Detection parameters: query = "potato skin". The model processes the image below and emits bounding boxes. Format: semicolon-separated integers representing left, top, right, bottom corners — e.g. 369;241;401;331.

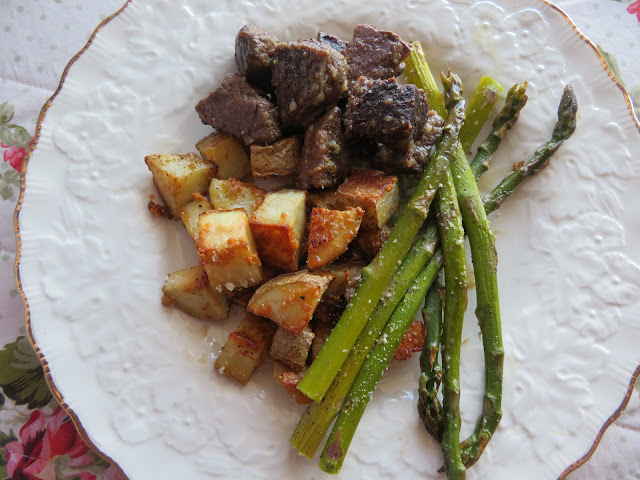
247;270;334;334
161;266;229;321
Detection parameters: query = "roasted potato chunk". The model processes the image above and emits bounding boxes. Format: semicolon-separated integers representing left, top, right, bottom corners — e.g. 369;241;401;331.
145;153;217;220
249;189;307;272
209;178;266;217
198;209;262;291
247;270;334;334
336;169;399;229
214;313;277;385
307;207;364;269
196;132;250;179
178;194;213;242
270;325;315;372
307;189;340;210
250;137;302;178
161;266;229;321
273;361;310;404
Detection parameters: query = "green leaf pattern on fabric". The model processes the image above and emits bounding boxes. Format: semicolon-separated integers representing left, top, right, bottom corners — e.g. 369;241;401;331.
0;336;53;409
0;102;31;149
0;168;20;201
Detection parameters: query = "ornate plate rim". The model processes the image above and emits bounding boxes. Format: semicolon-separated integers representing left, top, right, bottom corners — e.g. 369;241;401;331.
12;1;640;479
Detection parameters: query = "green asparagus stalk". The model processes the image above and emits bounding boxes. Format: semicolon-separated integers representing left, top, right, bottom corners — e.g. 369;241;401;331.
318;80;466;475
290;222;440;458
418;271;444;441
292;93;466;454
292;88;574;464
460;84;577;466
470;83;529;180
459;76;503;154
435;168;468;480
297;81;464;403
318;249;445;474
482;84;578;214
408;42;504;470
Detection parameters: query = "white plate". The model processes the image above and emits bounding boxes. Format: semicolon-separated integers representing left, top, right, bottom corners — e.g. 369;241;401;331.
16;0;640;479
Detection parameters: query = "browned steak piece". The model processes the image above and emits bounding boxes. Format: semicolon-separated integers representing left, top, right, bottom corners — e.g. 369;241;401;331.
195;73;282;146
235;24;278;89
271;40;349;130
373;141;431;174
317;30;348;53
344;77;429;152
343;24;412;82
373;110;445;174
296;106;349;190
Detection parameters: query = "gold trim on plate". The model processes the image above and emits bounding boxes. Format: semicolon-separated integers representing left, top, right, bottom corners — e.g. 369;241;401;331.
12;1;640;479
14;2;132;479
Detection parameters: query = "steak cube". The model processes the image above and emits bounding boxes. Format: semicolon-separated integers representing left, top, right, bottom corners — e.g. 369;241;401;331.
344;77;429;152
235;24;279;89
373;108;444;174
343;24;412;82
296;106;349;190
195;73;282;146
317;30;348;53
271;40;348;129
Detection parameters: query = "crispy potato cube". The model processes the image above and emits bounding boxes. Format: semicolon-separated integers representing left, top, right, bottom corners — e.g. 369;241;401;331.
247;270;335;334
178;194;213;242
249;189;307;272
196;132;250;179
145;153;217;220
198;209;262;291
250;137;302;178
270;325;314;372
273;361;310;404
214;313;277;385
307;207;364;269
307;189;340;210
161;266;229;321
336;169;399;229
209;178;266;217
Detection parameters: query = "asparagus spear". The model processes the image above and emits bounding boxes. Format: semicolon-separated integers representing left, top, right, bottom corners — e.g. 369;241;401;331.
470;83;529;180
435;168;468;480
292;71;505;458
482;84;578;214
459;76;503;154
418;271;444;441
290;223;440;458
318;250;445;474
291;94;466;454
408;42;505;469
297;80;464;402
317;81;466;475
292;86;574;464
459;85;578;466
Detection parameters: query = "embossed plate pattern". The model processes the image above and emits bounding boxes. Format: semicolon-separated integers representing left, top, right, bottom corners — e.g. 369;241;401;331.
16;0;640;479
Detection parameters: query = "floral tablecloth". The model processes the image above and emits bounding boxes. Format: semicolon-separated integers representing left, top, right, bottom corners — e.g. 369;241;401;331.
1;1;639;479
